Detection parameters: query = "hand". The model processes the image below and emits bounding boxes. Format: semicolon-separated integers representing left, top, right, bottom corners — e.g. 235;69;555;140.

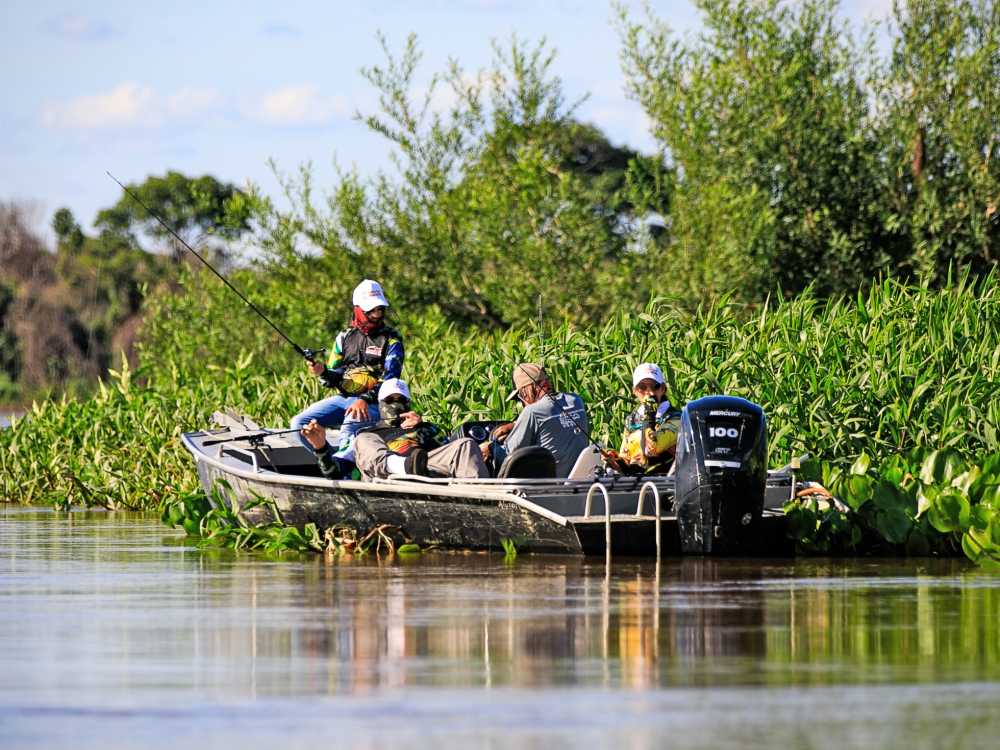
300;419;328;451
308;360;326;376
490;422;514;442
480;441;493;463
399;411;422;428
345;399;370;421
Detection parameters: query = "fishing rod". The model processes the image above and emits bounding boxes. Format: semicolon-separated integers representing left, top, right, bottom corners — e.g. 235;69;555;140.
106;172;324;363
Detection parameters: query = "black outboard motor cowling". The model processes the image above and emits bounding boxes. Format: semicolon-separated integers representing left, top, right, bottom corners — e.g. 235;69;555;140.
674;396;767;555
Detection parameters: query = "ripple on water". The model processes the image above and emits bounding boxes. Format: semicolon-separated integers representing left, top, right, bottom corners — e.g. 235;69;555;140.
1;505;998;749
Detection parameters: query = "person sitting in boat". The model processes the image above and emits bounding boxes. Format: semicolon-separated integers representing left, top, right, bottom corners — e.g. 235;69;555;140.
605;362;681;476
481;363;589;479
290;279;404;454
300;379;489;481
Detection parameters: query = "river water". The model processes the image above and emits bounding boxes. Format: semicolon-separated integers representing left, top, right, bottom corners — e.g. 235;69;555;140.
2;505;999;748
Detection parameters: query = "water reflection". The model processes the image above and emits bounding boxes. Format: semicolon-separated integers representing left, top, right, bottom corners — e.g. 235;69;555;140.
3;506;997;703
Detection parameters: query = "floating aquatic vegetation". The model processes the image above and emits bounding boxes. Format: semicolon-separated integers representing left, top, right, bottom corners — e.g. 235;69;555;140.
786;448;1000;567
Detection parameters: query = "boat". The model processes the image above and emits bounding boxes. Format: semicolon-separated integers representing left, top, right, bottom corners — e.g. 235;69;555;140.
182;396;823;557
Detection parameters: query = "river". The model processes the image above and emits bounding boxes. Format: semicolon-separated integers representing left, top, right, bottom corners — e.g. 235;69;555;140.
2;505;999;748
0;412;23;429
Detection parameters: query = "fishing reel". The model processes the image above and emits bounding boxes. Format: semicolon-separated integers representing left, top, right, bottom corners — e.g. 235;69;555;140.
301;347;326;363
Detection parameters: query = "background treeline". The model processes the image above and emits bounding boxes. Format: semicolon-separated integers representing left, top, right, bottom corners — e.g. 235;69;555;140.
2;0;997;401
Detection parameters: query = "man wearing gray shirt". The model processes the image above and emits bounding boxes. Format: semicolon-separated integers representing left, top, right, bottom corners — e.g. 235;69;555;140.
481;363;589;478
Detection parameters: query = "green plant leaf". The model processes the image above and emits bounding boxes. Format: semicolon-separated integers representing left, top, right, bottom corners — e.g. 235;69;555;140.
877;507;912;545
872;479;904;511
928;491;971;534
916;482;937;517
798;457;823;483
397;543;421;554
850;454;871;476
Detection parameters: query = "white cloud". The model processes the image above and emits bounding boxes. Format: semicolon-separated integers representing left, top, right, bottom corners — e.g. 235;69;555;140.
44;15;114;40
243;84;353;126
40;82;223;131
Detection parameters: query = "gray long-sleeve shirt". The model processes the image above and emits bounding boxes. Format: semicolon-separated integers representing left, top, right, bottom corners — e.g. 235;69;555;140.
493;393;589;478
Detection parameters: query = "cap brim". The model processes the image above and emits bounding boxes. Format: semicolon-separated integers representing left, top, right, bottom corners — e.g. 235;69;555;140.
505;388;520;402
357;297;389;312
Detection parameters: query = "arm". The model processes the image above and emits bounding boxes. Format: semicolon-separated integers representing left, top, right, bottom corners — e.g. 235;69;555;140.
317;332;347;389
360;333;404;405
492;409;537;466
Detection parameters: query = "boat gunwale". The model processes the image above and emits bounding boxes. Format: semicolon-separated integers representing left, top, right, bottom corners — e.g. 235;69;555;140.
183;432;573;527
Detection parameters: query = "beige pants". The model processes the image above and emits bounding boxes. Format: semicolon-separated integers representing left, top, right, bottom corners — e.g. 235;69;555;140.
353;432;490;481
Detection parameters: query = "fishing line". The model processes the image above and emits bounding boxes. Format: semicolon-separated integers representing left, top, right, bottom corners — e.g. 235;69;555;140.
106;173;321;362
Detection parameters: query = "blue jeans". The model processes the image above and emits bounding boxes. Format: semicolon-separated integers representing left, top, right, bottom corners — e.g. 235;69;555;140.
290;395;381;453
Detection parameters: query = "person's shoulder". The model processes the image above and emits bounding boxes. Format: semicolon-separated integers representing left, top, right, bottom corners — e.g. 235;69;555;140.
383;326;403;340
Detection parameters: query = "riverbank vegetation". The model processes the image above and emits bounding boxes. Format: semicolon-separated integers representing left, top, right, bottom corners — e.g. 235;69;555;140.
2;0;1000;564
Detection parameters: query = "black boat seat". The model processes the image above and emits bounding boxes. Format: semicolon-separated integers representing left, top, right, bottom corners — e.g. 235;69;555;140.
496;446;557;479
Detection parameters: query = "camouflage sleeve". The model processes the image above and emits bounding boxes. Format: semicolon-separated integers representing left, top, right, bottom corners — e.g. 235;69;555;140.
318;331;347;390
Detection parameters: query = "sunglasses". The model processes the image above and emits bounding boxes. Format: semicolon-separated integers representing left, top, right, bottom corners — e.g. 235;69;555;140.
634;381;664;393
382;395;409;405
367;306;387;315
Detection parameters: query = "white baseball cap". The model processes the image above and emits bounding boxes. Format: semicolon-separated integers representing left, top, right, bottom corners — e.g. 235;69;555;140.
378;378;411;401
632;362;665;387
352;279;390;312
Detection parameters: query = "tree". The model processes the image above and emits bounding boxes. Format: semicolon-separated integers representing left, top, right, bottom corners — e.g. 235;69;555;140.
95;172;250;257
248;34;661;330
617;0;904;301
887;0;1000;281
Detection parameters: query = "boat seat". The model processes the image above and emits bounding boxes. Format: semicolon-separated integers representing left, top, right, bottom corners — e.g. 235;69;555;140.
495;446;557;479
566;444;603;479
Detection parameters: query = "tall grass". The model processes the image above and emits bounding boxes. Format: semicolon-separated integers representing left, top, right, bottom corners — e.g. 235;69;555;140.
3;270;1000;561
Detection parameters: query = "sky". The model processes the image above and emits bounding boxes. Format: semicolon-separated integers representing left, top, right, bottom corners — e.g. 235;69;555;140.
0;0;890;239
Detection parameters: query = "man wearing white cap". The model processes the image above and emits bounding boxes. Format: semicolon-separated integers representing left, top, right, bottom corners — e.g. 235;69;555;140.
302;378;489;481
607;362;680;475
290;279;404;453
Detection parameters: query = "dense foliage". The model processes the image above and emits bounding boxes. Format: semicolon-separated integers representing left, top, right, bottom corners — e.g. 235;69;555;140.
617;0;999;299
6;267;1000;563
3;0;1000;565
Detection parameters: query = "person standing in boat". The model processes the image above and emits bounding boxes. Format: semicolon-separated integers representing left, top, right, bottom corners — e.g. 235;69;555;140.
606;362;681;475
300;379;489;480
481;363;589;479
290;279;404;453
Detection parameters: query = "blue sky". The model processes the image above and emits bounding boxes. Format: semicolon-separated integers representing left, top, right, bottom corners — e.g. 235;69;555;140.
0;0;887;238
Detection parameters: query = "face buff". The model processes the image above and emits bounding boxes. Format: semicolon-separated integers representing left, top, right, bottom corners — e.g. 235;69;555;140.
350;305;383;336
379;398;409;426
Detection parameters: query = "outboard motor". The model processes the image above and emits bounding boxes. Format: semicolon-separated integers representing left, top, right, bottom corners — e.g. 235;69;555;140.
674;396;767;555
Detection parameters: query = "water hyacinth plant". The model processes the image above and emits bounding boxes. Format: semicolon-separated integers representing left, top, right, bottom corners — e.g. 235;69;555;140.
5;270;1000;564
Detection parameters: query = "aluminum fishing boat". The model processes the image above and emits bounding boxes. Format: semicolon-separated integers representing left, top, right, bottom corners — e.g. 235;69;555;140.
182;397;821;557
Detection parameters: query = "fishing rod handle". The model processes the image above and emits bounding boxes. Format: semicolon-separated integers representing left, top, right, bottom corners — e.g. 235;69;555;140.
302;347;326;363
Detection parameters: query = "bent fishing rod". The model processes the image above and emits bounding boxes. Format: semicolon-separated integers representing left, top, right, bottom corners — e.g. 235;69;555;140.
107;172;324;363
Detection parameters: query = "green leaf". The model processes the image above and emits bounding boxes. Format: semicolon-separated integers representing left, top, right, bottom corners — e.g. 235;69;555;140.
921;448;968;485
970;505;992;533
928;491;971;534
846;475;872;510
798;457;823;483
980;484;1000;510
951;467;980;497
850;454;871;476
872;479;904;511
396;543;422;554
916;482;937;517
877;507;912;545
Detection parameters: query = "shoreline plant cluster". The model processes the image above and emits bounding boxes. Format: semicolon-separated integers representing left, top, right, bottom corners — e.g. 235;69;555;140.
4;269;1000;563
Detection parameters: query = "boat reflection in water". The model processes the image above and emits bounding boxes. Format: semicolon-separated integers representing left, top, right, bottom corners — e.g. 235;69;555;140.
4;507;1000;750
184;551;998;694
